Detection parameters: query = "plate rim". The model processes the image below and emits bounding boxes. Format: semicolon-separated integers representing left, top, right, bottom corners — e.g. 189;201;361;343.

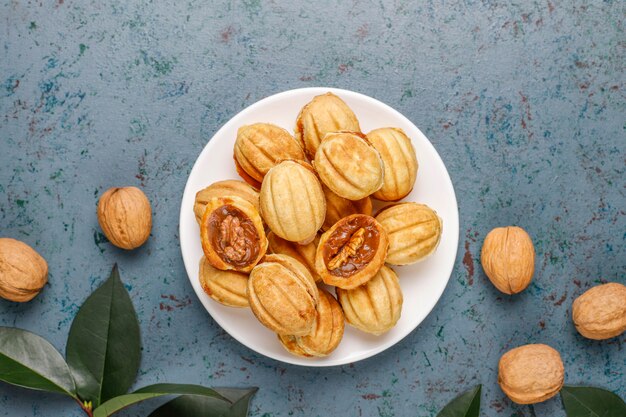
179;86;459;367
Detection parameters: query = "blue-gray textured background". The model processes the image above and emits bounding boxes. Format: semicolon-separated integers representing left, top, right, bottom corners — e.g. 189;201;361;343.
1;1;625;416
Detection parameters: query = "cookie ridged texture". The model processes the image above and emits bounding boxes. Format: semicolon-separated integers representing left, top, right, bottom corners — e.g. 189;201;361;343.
261;254;319;305
279;288;344;357
248;262;317;336
260;160;326;243
498;344;564;404
234;123;305;184
572;282;626;340
322;185;372;231
268;232;322;282
336;265;403;335
375;202;442;265
315;132;384;201
199;256;249;308
368;128;418;201
194;180;259;224
294;92;360;159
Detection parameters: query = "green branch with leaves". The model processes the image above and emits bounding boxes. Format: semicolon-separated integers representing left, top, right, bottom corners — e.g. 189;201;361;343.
0;265;257;417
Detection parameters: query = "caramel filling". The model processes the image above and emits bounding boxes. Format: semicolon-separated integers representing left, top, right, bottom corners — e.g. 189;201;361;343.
322;216;380;277
208;205;260;267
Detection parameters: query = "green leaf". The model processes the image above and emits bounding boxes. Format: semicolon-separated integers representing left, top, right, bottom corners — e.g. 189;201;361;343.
561;386;626;417
0;327;76;397
93;383;232;417
66;264;141;407
436;385;481;417
147;388;258;417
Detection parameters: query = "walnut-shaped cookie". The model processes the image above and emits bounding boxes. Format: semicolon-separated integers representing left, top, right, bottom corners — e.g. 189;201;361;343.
295;92;360;159
198;256;248;308
322;185;372;231
234;123;306;189
375;202;442;266
314;132;384;200
367;128;418;201
336;265;403;335
268;232;321;282
278;288;345;357
194;180;259;224
200;196;268;273
248;255;319;336
260;160;326;244
315;214;388;289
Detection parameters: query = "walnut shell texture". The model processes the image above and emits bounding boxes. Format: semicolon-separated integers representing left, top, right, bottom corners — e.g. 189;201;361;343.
278;288;345;357
0;238;48;302
260;160;326;243
97;186;152;250
234;123;305;187
194;180;259;224
200;196;268;273
198;256;249;308
375;203;442;265
314;132;384;200
572;282;626;340
321;184;372;231
294;92;360;159
336;265;403;335
367;127;418;201
268;232;321;282
248;257;318;336
481;226;535;294
498;344;564;404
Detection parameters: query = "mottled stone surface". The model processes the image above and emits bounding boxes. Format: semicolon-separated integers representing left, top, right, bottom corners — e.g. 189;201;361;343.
1;1;624;416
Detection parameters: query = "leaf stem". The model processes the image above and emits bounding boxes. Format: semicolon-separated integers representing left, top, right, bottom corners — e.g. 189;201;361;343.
75;398;94;417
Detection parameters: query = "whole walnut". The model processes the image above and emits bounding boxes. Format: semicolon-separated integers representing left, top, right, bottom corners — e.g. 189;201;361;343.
97;187;152;250
0;238;48;302
498;344;564;404
481;226;535;294
572;282;626;340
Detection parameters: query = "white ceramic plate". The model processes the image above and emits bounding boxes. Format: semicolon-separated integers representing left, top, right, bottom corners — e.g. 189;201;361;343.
179;87;459;366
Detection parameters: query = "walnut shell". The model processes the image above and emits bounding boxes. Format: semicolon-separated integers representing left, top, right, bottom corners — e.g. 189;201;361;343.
97;187;152;250
267;232;321;282
375;203;442;265
194;180;259;224
481;226;535;294
572;282;626;340
200;196;268;273
198;256;249;308
234;123;306;189
278;288;345;357
314;132;384;200
337;265;403;335
321;184;372;231
498;344;564;404
248;255;318;336
0;238;48;302
367;128;418;201
259;160;326;243
316;214;388;289
294;92;360;160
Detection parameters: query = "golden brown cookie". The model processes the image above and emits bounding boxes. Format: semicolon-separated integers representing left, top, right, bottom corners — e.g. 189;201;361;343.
194;180;259;224
278;288;344;357
200;196;268;273
248;255;318;336
294;92;360;159
337;265;403;335
315;214;388;289
314;132;384;200
367;128;418;201
321;185;372;231
375;202;442;265
267;232;321;282
261;254;319;305
198;256;249;308
234;123;305;189
259;160;326;244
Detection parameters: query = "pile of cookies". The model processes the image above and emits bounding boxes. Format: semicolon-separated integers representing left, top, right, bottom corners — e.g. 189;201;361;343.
194;92;443;358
